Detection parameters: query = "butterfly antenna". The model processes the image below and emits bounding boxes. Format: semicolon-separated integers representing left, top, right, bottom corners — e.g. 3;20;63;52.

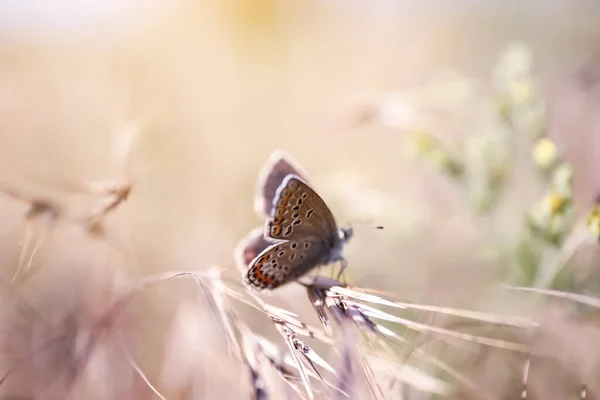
349;223;384;230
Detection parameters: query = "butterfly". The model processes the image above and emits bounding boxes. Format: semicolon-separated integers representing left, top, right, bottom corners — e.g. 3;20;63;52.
234;150;310;273
235;151;353;290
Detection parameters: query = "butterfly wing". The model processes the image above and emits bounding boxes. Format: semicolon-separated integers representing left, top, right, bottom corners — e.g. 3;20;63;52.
244;236;329;290
234;226;273;273
266;175;339;242
254;151;310;218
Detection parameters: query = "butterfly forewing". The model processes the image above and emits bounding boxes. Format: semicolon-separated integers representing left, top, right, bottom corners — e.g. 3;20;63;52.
266;175;338;242
254;151;309;218
244;236;329;290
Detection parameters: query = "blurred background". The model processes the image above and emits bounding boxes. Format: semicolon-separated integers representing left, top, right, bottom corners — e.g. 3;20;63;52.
0;1;600;399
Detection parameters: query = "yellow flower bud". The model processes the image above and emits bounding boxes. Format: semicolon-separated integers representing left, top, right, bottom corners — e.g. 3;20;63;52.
532;138;558;170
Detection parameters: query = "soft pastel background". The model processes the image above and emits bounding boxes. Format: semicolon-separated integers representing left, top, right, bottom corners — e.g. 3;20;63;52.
0;1;600;399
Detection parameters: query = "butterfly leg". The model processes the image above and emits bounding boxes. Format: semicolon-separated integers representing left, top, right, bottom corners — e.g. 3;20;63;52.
335;258;348;282
311;265;324;285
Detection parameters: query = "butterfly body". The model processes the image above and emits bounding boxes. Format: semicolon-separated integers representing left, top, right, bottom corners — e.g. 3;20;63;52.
241;169;352;290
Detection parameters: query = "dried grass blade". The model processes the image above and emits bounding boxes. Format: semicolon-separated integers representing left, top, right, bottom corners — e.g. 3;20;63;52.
205;269;245;359
117;332;167;400
328;286;406;309
346;301;528;352
507;286;600;308
240;327;308;399
240;332;269;400
336;286;536;328
293;340;328;386
307;287;332;337
295;339;336;374
361;354;386;400
341;307;472;396
334;321;359;400
275;325;315;400
13;211;56;283
265;304;332;344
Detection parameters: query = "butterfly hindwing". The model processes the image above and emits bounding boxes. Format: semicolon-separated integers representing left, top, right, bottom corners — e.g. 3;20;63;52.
244;236;329;290
234;226;273;273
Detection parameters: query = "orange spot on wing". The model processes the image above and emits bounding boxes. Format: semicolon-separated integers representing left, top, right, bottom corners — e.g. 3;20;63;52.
271;225;281;236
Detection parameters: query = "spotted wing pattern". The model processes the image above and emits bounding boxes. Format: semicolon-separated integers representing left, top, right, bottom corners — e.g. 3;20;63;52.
266;175;338;243
234;226;273;273
254;151;309;218
244;236;329;290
